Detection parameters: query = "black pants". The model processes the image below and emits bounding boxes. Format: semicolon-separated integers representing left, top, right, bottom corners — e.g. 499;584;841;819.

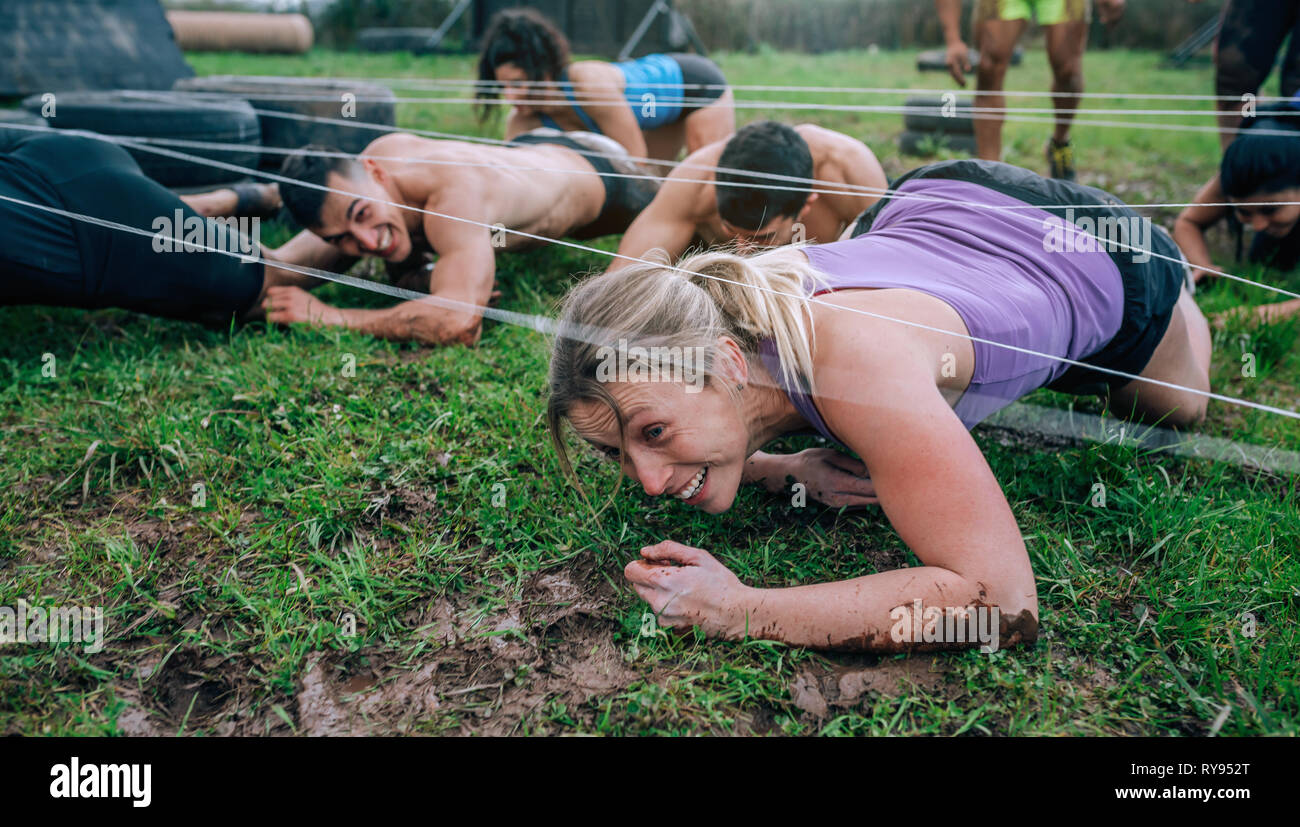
1216;0;1300;99
0;132;264;324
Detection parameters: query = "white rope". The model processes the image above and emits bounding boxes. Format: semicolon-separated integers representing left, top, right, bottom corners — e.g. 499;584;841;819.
4;126;1297;423
16;116;1297;301
317;74;1300;103
163;88;1300;121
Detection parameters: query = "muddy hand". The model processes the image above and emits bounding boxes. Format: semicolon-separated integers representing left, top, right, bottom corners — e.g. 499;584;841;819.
782;448;878;507
263;285;341;327
624;541;745;638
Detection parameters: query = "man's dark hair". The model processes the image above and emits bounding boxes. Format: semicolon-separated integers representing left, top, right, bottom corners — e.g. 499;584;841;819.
278;145;363;228
1221;108;1300;198
715;121;814;231
475;8;571;122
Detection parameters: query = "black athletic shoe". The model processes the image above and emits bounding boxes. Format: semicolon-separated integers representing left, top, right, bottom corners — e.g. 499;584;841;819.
1046;138;1077;181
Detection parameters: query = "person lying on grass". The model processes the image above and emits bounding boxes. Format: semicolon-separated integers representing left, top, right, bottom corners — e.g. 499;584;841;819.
476;7;735;170
1173;105;1300;326
0;130;303;327
607;120;888;272
259;130;658;346
547;159;1218;653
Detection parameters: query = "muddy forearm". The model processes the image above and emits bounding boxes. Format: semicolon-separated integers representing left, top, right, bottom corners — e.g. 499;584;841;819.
724;566;1037;653
741;451;788;492
337;302;481;346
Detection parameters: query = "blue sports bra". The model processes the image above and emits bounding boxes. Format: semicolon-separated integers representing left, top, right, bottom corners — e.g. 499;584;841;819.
538;54;685;134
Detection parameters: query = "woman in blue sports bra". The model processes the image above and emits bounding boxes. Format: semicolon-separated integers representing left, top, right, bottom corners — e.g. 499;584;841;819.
476;8;735;166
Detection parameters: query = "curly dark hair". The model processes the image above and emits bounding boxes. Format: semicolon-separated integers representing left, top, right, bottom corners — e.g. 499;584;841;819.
475;7;571;122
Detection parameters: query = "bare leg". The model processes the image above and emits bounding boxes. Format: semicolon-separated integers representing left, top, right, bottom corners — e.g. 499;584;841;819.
1044;21;1088;144
643;120;689;177
180;183;281;218
181;189;238;217
683;89;736;155
1109;287;1212;427
974;18;1028;162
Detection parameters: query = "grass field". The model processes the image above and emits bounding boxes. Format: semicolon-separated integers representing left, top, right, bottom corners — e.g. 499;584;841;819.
1;47;1297;736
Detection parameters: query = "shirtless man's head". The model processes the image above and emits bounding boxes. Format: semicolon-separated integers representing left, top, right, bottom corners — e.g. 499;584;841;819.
279;145;414;263
715;121;817;247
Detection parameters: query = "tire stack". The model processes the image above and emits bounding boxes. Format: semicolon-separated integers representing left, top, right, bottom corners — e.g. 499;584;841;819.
898;95;977;157
20;91;262;187
172;76;398;166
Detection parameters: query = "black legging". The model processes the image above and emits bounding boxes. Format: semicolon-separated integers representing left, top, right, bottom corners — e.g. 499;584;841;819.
1216;0;1300;100
0;131;264;323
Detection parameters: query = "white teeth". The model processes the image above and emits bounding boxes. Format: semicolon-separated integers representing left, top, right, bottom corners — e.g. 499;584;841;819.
676;466;707;500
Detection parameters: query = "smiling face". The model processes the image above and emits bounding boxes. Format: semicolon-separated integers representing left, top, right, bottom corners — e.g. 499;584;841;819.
1231;188;1300;238
566;379;753;514
312;169;412;262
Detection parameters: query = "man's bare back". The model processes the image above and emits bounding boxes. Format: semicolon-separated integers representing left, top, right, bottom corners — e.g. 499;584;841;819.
362;132;607;251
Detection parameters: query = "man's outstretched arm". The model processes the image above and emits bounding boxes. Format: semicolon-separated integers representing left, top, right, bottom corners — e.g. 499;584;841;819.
608;178;703;273
263;211;496;346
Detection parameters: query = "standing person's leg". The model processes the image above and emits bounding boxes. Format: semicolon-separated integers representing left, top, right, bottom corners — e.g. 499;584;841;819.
1279;1;1300;99
1215;0;1292;150
1043;17;1088;180
973;6;1029;162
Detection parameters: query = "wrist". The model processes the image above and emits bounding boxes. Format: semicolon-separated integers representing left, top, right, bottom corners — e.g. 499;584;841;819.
721;583;761;641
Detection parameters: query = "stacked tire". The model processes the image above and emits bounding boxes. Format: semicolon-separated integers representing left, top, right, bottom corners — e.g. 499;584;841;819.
172;76;397;165
20;91;261;187
898;95;977;157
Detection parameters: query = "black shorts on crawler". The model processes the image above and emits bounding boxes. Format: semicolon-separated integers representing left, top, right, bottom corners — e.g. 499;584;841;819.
670;53;728;113
510;129;659;239
0;131;264;324
848;160;1189;397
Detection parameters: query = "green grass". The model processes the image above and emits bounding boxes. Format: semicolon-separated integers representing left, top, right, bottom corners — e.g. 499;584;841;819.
0;47;1297;736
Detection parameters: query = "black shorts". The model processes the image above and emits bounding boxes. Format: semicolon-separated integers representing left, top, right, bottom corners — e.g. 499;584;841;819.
510;129;658;238
0;132;264;324
849;159;1188;397
1044;224;1187;396
669;53;728;113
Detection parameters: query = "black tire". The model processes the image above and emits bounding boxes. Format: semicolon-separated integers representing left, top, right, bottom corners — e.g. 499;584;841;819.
898;130;977;157
19;91;260;187
356;28;438;53
0;108;48;139
172;76;397;165
902;95;976;134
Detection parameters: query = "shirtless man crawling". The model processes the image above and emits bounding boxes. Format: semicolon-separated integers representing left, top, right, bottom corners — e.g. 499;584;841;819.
608;120;887;272
260;129;656;345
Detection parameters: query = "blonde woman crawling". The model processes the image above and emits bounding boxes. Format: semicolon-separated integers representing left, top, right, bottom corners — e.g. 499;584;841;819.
547;160;1214;653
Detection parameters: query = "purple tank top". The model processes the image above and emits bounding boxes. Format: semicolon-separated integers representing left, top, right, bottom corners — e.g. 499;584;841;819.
760;178;1124;440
